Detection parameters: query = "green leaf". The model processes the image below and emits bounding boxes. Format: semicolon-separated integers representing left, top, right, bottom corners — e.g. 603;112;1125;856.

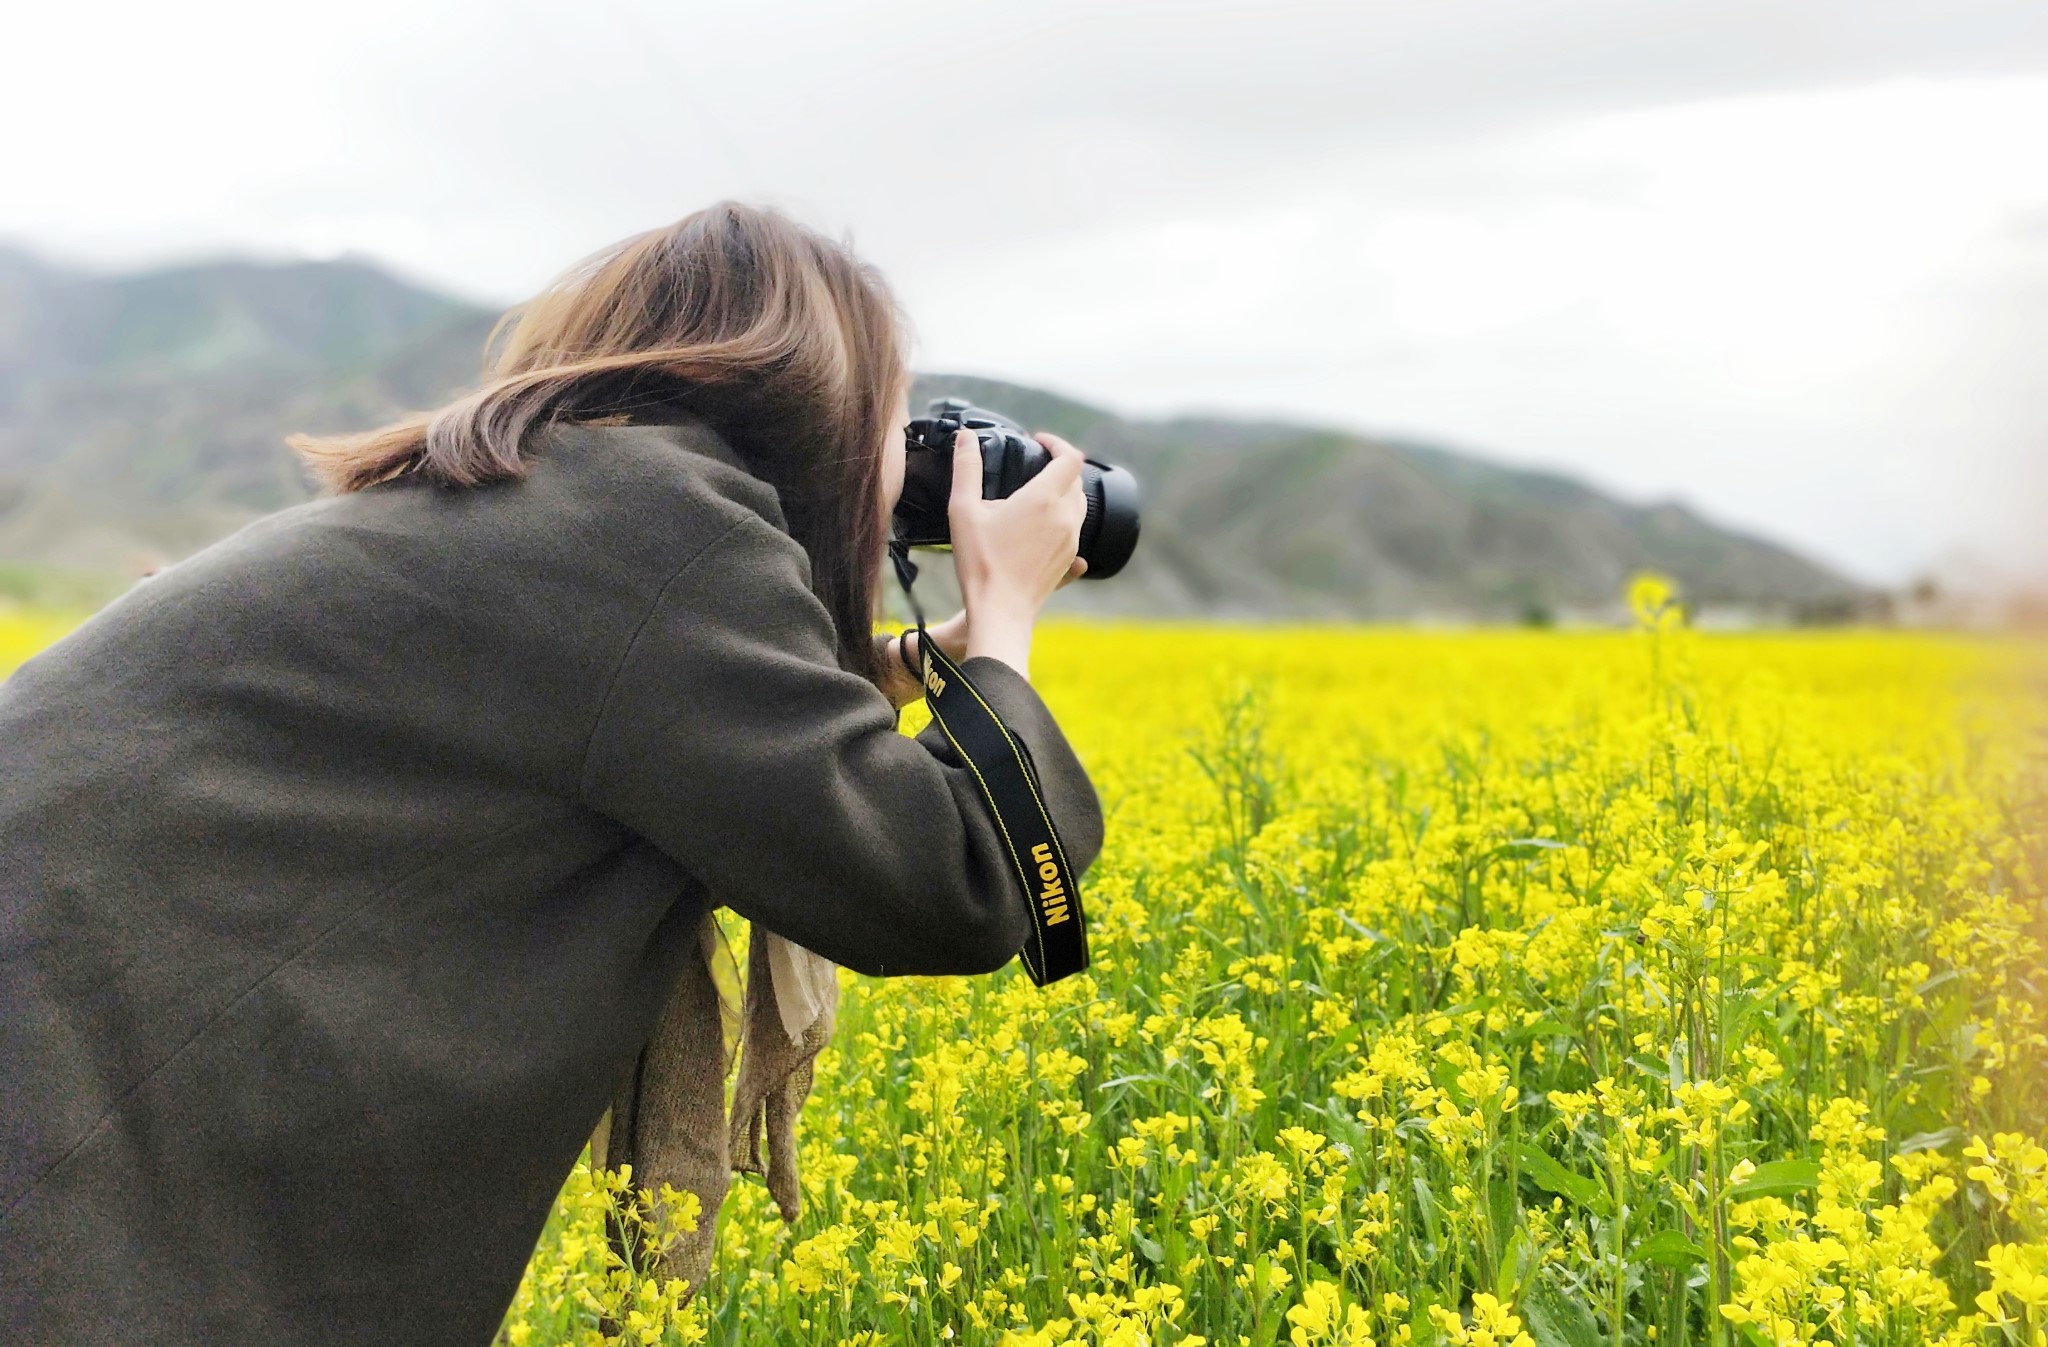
1413;1174;1443;1252
1488;1178;1518;1273
1897;1127;1963;1155
1523;1276;1603;1347
1513;1140;1613;1217
1337;912;1387;941
1497;838;1569;861
1432;1056;1471;1104
1133;1233;1165;1265
1636;1229;1707;1267
1495;1228;1535;1301
1628;1054;1672;1082
1913;968;1961;997
1726;1159;1820;1202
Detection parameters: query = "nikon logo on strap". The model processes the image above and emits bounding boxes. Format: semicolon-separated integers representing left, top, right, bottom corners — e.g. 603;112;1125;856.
912;627;1089;986
1032;842;1070;926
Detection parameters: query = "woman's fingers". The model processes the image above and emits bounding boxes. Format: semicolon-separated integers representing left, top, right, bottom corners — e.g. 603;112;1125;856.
952;427;1087;510
941;423;1093;621
950;428;983;509
1017;431;1086;499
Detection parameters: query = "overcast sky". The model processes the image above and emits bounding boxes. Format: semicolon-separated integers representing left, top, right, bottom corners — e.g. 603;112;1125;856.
4;0;2044;584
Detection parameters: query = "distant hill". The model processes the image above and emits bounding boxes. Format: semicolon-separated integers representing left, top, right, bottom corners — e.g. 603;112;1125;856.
0;247;1869;621
0;247;496;587
901;375;1869;624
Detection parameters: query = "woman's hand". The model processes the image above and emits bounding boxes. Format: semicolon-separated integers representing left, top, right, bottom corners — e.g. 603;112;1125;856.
899;559;1084;673
945;428;1090;680
901;609;968;680
874;615;962;711
875;546;1087;709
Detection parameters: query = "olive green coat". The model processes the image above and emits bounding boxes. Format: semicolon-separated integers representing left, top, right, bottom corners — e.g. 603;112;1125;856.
0;415;1105;1344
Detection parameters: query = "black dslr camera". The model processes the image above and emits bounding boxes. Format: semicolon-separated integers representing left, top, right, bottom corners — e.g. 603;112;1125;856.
892;397;1141;579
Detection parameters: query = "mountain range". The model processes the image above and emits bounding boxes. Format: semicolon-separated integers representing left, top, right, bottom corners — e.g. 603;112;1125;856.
0;246;1870;621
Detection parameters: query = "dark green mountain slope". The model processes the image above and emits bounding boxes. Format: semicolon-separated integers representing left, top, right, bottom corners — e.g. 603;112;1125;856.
0;249;1866;620
0;248;495;577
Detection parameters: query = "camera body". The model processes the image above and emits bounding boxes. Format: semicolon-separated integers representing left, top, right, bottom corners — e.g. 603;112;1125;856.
891;397;1141;579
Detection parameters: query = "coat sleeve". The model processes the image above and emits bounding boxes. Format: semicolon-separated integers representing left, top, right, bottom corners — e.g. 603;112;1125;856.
579;514;1106;979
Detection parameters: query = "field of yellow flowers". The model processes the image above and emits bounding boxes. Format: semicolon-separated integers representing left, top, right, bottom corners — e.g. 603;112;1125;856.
5;596;2043;1347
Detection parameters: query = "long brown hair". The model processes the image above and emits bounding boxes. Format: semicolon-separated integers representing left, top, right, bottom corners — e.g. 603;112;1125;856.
289;200;909;687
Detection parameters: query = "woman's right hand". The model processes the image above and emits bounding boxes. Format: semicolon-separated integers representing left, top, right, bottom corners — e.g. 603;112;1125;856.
947;427;1089;679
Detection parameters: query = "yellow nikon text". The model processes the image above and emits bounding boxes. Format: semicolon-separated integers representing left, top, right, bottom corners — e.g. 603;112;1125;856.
1030;841;1069;926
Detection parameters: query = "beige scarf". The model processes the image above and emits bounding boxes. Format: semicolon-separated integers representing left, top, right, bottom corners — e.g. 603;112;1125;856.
582;623;908;1302
587;915;838;1302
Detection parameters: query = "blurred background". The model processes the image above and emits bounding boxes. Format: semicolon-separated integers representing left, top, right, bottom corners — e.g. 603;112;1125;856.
1;0;2042;626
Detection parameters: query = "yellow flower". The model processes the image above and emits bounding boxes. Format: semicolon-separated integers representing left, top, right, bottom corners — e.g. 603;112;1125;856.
1287;1278;1376;1346
1627;571;1684;629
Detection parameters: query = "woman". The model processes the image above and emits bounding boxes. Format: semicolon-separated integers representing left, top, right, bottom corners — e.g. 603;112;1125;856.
0;201;1106;1344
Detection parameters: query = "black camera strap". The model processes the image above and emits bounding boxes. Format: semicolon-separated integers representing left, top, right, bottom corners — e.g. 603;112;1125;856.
888;538;1089;987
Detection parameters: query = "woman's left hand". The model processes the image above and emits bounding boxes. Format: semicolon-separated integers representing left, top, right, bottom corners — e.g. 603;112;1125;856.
875;610;964;710
875;556;1085;709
